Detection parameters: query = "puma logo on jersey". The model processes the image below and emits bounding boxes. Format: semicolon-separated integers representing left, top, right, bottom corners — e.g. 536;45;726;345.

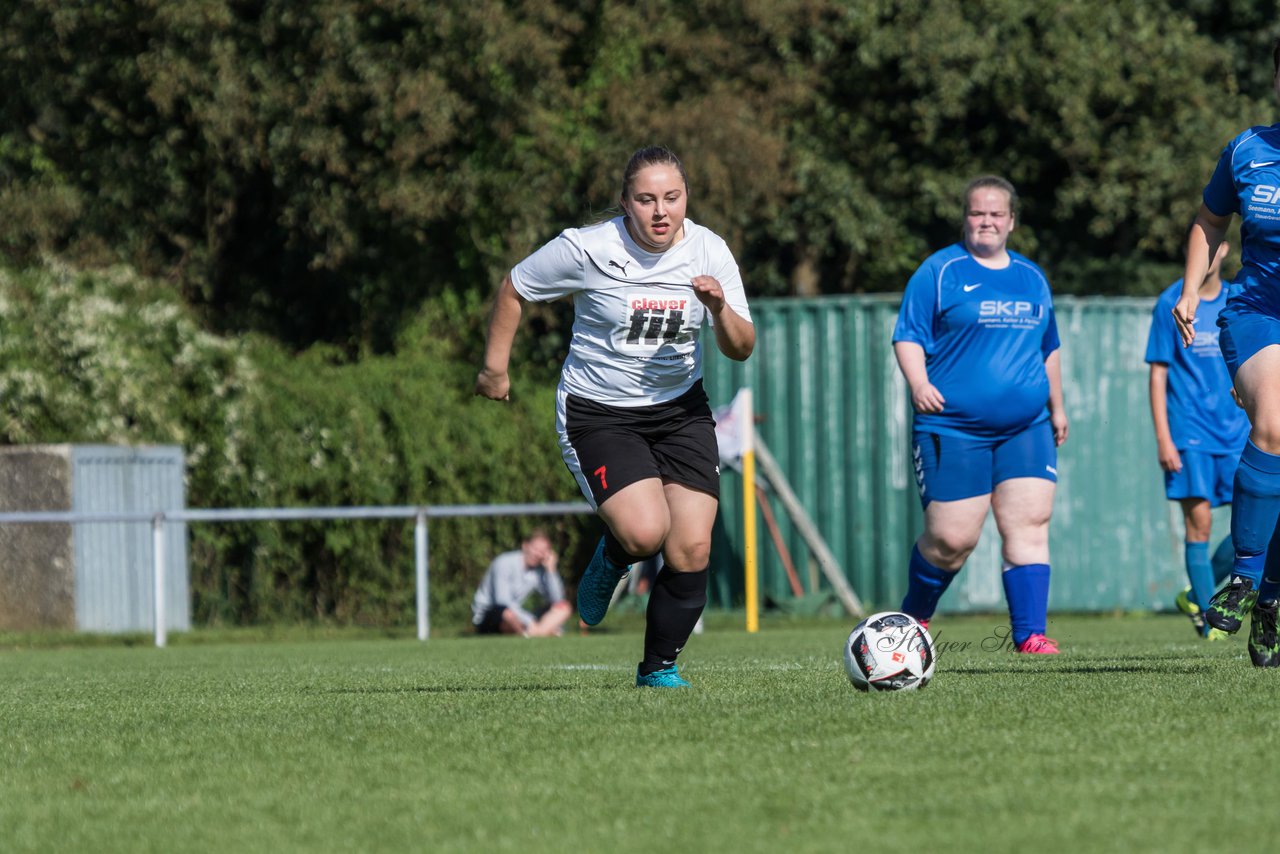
608;260;632;275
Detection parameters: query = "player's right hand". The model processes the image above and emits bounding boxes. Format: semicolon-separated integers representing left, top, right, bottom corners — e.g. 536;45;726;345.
910;382;945;414
475;368;510;400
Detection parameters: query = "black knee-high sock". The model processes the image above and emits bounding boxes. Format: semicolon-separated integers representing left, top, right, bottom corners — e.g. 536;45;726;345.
640;568;708;675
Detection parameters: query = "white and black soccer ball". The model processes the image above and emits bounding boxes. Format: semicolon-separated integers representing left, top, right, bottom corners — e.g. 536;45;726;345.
843;611;936;692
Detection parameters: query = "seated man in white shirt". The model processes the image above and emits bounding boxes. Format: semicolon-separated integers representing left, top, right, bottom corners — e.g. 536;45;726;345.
471;530;571;637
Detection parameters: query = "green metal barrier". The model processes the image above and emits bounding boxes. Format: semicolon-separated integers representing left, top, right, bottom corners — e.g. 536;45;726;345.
705;295;1211;615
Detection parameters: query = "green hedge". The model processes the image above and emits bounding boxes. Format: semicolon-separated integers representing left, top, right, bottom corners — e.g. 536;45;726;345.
0;260;595;629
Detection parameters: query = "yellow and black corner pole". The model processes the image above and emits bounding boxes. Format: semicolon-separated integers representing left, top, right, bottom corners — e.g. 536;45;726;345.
739;388;758;633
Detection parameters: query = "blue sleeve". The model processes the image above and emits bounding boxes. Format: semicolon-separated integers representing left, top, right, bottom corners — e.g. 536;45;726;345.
1041;306;1060;359
1144;296;1176;364
893;262;938;350
1203;142;1239;217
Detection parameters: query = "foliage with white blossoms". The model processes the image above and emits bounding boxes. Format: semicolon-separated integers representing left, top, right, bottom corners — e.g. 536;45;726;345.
0;258;256;495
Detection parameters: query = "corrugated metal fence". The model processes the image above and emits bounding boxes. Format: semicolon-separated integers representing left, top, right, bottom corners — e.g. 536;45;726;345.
704;295;1211;614
0;445;190;633
73;447;189;632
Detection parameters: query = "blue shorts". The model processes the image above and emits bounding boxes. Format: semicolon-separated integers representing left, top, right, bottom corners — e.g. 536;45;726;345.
1164;450;1238;507
1218;300;1280;379
912;420;1057;507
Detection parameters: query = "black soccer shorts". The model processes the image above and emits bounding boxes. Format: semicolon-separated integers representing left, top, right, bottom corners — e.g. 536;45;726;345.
557;380;721;509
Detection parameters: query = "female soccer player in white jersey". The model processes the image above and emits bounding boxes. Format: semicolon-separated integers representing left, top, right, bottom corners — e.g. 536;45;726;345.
1173;38;1280;667
892;176;1068;654
475;146;755;687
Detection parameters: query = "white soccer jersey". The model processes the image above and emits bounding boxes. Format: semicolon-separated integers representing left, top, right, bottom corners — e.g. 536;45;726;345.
510;216;752;406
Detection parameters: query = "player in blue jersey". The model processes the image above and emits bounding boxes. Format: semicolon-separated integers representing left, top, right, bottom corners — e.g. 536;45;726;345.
1146;234;1246;640
476;146;755;687
1173;38;1280;667
893;176;1068;654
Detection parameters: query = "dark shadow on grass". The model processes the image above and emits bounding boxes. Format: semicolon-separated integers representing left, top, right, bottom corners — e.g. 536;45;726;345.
318;684;583;695
1062;651;1233;662
946;662;1218;675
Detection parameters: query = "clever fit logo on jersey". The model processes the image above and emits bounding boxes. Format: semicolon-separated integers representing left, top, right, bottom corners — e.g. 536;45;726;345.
618;291;695;353
976;299;1043;330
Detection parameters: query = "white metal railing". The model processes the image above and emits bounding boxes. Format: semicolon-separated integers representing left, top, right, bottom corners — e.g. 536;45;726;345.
0;502;594;647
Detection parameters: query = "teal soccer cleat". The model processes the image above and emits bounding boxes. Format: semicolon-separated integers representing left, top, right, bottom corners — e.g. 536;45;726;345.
576;537;630;626
636;665;690;688
1205;576;1259;635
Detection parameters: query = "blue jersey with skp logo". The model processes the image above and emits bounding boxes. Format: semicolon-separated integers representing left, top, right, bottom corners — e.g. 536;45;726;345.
893;243;1060;438
1203;124;1280;312
1144;279;1248;454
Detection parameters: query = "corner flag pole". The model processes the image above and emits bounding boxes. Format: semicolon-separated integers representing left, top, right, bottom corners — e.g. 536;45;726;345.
740;388;759;633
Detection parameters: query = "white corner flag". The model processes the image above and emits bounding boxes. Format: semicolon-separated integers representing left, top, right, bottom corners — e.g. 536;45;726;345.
713;388;749;469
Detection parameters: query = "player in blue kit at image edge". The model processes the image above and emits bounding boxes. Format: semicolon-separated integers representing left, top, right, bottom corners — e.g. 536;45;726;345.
893;175;1068;654
1146;233;1247;640
1173;36;1280;667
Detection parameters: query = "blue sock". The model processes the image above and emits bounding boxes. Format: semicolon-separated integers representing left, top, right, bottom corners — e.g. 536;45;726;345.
1229;441;1280;585
1210;535;1234;587
1003;564;1050;647
900;545;957;621
1184;541;1214;613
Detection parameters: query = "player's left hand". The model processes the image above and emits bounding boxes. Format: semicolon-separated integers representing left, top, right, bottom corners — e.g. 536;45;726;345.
1051;411;1069;447
691;275;725;313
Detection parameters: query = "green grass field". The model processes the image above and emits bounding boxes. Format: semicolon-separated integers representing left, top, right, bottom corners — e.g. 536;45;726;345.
3;612;1276;853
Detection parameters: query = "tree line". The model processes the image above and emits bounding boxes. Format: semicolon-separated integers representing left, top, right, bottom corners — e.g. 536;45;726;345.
3;0;1275;360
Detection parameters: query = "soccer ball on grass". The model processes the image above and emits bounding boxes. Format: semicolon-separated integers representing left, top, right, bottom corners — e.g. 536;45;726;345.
843;611;935;692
